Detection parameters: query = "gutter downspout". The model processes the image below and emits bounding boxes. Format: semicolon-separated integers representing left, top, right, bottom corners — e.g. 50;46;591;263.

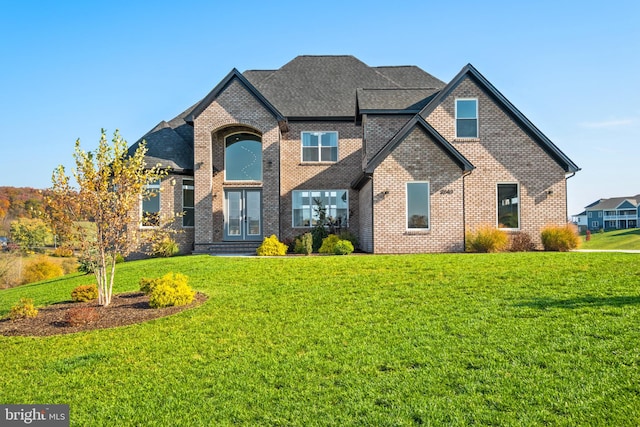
565;171;577;222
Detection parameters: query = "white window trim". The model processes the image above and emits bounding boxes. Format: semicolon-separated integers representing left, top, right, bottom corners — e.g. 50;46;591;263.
406;181;430;231
291;189;348;228
300;131;339;163
224;131;263;182
182;178;195;228
455;98;478;139
497;182;520;230
141;179;161;228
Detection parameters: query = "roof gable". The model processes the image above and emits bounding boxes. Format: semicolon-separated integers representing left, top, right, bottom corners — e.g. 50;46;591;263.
186;68;285;125
420;64;580;173
352;115;474;189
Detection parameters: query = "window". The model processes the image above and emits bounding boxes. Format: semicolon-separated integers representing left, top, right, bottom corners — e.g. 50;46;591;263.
142;180;161;227
497;183;519;229
225;133;262;181
591;221;599;228
302;132;338;162
182;179;194;227
406;182;430;229
456;99;478;138
292;190;348;227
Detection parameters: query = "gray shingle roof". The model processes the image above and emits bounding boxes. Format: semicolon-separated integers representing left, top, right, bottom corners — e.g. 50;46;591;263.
356;88;439;112
586;195;640;210
243;55;444;118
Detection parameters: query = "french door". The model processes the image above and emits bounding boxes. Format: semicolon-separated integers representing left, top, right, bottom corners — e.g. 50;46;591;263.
224;189;262;241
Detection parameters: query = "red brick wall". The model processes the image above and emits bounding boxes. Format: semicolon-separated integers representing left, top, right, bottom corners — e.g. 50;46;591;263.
371;126;466;253
424;77;568;248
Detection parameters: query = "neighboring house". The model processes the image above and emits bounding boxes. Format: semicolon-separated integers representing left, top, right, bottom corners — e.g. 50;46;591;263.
580;195;640;231
571;211;588;233
127;55;579;255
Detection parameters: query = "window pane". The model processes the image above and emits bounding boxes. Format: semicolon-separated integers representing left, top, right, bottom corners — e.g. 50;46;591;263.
142;189;160;227
225;134;262;181
498;184;519;228
293;189;348;227
303;146;318;162
183;180;194;227
457;100;477;119
407;182;429;229
457;119;478;138
320;146;337;162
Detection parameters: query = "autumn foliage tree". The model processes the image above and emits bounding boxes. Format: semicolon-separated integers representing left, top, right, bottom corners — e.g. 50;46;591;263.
46;129;166;306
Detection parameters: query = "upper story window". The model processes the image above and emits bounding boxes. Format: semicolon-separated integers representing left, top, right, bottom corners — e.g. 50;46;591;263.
142;179;161;227
456;99;478;138
497;183;519;229
182;179;194;227
225;133;262;181
301;132;338;162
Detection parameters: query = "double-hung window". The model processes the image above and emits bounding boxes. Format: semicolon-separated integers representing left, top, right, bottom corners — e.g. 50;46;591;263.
182;179;194;227
456;99;478;138
301;132;338;162
406;182;430;229
142;179;161;227
497;183;519;229
292;190;348;227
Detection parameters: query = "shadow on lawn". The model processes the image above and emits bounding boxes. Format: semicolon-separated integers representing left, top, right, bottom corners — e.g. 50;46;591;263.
516;295;640;310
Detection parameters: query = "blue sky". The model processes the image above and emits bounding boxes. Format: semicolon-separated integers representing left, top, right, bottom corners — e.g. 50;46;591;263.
0;0;638;216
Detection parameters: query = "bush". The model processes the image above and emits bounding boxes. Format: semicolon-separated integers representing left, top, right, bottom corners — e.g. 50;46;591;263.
541;224;581;252
337;230;359;250
51;246;74;257
65;306;99;326
294;233;313;255
9;297;38;320
71;284;98;302
311;226;328;252
22;257;64;284
151;236;179;258
509;232;536;252
466;226;509;253
148;272;195;308
256;235;287;256
139;277;157;295
334;240;354;255
319;234;341;254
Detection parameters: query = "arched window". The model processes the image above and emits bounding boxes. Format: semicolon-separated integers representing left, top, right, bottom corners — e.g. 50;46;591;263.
225;133;262;181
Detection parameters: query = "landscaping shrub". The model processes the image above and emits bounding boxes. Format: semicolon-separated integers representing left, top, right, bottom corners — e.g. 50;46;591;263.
319;234;341;254
148;272;194;308
65;306;99;326
311;226;328;252
9;297;38;320
22;257;64;284
151;236;179;258
337;230;359;250
541;224;581;252
51;246;74;257
139;277;157;295
60;258;78;275
509;232;536;252
71;284;98;302
256;235;287;256
294;233;313;255
334;240;354;255
466;226;509;253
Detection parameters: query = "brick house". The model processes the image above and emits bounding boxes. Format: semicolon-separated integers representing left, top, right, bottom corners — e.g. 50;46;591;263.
128;55;579;254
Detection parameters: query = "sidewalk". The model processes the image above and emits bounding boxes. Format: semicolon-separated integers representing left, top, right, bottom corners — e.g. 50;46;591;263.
572;249;640;253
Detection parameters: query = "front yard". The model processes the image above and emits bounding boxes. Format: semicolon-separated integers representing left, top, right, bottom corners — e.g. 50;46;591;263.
1;252;639;425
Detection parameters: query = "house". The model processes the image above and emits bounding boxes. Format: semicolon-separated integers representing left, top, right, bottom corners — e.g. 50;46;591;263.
579;195;640;231
128;55;579;255
571;211;588;233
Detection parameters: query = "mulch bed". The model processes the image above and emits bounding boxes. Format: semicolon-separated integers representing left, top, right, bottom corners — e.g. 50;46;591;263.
0;291;207;337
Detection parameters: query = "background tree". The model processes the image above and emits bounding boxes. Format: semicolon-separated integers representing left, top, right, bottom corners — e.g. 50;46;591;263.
46;129;165;306
9;217;51;252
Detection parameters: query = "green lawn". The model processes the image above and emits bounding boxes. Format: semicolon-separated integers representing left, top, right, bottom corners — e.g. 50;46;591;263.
580;228;640;250
1;253;639;426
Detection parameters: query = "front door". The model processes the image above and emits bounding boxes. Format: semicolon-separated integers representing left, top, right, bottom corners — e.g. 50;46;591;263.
224;189;262;241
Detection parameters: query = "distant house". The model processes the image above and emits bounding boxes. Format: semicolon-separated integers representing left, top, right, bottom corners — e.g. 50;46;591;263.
580;195;640;231
127;55;579;255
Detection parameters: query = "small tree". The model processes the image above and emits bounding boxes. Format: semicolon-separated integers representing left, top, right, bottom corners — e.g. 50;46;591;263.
46;129;166;306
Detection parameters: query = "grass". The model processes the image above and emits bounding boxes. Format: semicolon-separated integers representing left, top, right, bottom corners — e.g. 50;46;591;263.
1;253;640;426
580;228;640;250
